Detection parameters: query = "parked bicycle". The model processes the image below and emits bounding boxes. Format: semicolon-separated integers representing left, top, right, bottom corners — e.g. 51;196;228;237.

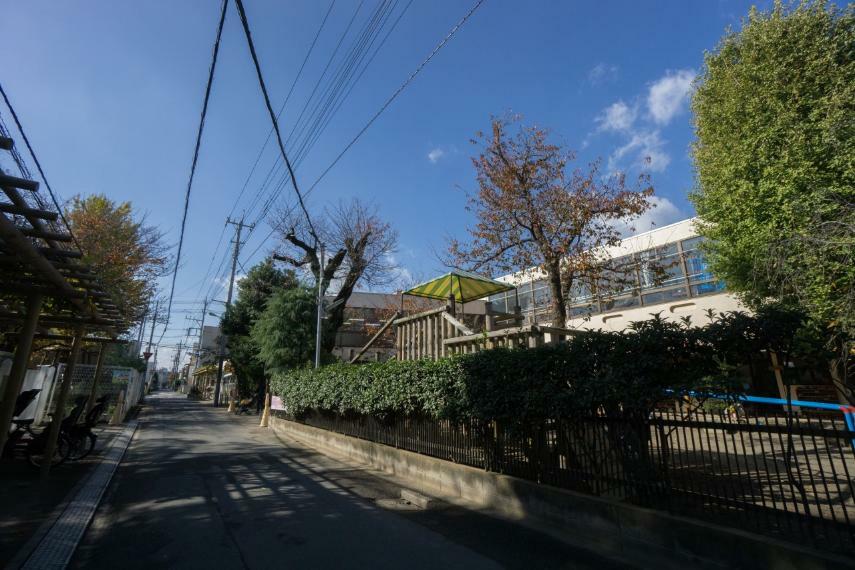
2;389;72;467
65;394;109;461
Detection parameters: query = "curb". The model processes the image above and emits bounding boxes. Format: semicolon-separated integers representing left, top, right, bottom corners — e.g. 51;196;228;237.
18;421;138;570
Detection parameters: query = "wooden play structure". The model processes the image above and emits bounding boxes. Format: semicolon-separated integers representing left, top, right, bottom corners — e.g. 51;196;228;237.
351;270;579;363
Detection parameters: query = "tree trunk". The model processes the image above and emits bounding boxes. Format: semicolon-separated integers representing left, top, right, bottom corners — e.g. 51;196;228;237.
545;260;566;327
322;267;362;353
829;337;853;405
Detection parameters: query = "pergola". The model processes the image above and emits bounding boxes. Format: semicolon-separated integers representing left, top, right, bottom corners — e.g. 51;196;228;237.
0;134;125;476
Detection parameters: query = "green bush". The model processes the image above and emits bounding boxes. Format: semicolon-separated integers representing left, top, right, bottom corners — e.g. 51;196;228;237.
271;358;469;420
270;307;823;421
270;315;749;420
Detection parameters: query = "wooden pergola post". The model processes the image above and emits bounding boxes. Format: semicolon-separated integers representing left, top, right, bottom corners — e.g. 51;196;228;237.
40;324;85;480
0;293;43;455
85;343;107;416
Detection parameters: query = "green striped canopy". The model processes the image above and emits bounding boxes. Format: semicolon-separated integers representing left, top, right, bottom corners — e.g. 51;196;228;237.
404;269;515;303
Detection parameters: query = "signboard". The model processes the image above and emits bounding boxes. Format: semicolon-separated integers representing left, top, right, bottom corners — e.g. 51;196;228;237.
270;395;285;411
111;369;132;386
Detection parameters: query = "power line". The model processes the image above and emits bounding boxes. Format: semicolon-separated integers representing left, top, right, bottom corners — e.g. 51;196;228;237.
0;81;83;253
234;0;318;242
240;0;404;241
240;0;486;266
286;0;391;155
224;0;337;227
159;0;229;345
293;0;414;168
307;0;487;195
228;0;391;250
238;0;381;235
193;0;346;304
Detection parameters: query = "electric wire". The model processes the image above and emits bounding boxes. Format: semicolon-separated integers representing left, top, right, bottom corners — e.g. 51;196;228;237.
234;0;368;230
234;0;318;242
0;82;83;253
240;0;486;266
307;0;486;195
158;0;229;345
242;0;399;233
224;0;336;226
189;1;335;318
233;0;366;234
293;0;414;167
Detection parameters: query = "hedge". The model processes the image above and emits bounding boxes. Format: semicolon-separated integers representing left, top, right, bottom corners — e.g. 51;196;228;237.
269;316;753;421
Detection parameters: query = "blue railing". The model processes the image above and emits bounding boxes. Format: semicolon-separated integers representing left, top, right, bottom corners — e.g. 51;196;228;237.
679;390;855;451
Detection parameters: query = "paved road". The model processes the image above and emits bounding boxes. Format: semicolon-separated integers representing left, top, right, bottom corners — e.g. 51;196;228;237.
72;392;628;569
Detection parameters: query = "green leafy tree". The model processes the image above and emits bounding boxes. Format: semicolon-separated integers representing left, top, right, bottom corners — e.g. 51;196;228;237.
691;1;854;397
251;287;317;374
220;260;297;397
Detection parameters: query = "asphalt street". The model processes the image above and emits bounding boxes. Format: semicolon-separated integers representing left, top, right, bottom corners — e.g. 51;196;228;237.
71;391;629;569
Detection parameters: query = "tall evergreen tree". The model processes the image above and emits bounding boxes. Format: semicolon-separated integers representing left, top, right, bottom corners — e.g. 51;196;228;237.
691;1;854;396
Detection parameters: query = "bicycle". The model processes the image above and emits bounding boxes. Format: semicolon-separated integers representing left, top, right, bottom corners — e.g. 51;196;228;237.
65;394;109;461
2;389;73;467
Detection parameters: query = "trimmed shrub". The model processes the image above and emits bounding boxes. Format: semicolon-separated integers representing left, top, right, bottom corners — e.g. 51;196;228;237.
270;315;746;420
270;357;469;420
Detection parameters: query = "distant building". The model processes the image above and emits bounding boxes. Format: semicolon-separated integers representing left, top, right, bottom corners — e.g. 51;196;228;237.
188;325;221;370
187;325;222;391
330;292;399;363
490;218;745;331
329;291;483;362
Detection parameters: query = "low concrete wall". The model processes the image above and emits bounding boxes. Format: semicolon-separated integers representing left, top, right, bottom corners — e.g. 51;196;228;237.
271;415;853;570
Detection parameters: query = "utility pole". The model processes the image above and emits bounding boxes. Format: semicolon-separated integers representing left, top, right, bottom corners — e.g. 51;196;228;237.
193;299;209;375
315;243;325;369
214;216;254;407
136;306;148;354
145;299;160;385
146;299;160;356
173;340;185;390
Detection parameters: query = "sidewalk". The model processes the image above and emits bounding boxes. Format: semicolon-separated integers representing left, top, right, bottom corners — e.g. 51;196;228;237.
0;424;125;567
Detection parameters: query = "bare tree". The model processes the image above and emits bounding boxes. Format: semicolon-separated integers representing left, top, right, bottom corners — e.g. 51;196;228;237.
272;198;399;351
449;116;656;326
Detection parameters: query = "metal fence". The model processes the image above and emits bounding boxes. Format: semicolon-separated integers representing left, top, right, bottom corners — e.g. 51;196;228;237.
275;408;855;553
44;364;142;422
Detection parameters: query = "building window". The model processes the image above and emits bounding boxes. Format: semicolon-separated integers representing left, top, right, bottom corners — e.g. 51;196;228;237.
569;304;596;318
642;286;689;305
600;293;641;312
691;281;726;296
532;280;552;311
495;234;728;323
488;292;508;313
639;244;684;290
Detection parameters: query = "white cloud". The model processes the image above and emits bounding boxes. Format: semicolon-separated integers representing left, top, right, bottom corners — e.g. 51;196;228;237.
591;68;696;176
427;148;445;164
596;100;636;132
608;130;670;173
588;62;619;85
613;196;685;236
647;69;696;125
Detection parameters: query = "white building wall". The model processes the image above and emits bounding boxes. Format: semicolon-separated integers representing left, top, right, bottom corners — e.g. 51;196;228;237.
494;218;747;332
567;291;744;331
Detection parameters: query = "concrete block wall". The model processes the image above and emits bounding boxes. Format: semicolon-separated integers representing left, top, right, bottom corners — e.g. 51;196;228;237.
271;416;853;570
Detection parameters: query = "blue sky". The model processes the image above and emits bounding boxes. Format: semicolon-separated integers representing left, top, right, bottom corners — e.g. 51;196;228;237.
0;0;770;361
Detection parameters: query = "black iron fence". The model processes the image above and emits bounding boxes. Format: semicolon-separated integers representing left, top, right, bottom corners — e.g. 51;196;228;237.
274;407;855;553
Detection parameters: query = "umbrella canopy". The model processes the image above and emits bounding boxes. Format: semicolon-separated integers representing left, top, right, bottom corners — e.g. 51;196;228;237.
404;269;515;304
